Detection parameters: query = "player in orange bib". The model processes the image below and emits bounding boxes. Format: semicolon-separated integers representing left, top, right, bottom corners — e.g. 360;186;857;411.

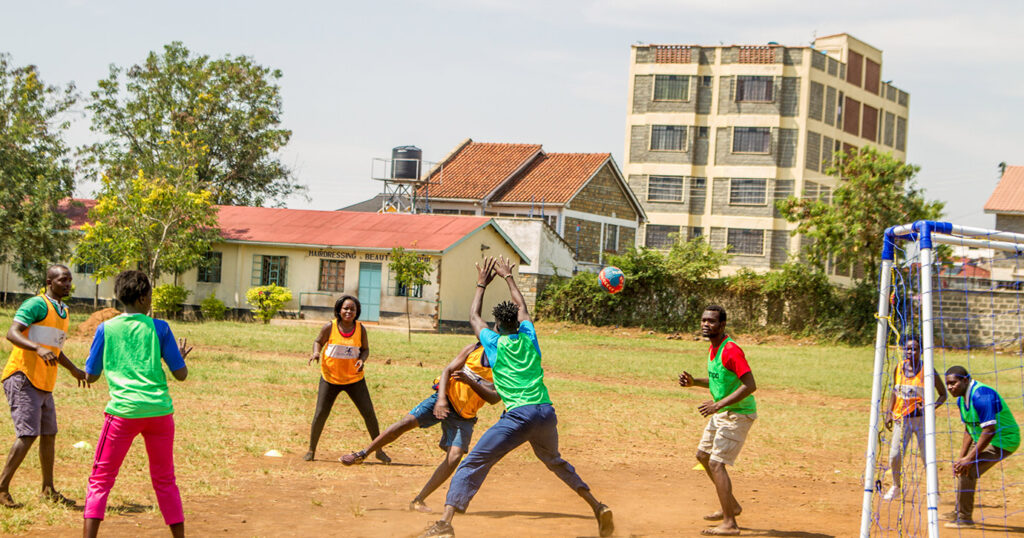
883;336;946;500
304;295;389;463
340;340;499;513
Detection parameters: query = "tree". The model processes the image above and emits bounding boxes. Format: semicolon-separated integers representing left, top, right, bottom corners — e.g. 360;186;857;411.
246;284;292;324
85;41;302;207
777;146;944;283
0;53;77;291
390;246;433;341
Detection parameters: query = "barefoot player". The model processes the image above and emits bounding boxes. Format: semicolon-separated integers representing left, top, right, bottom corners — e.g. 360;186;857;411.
679;305;757;536
341;340;499;513
419;256;613;538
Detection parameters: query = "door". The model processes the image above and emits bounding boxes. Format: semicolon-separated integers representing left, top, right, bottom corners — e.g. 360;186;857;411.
357;262;382;321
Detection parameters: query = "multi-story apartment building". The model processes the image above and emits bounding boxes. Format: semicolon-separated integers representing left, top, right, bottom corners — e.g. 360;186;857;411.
625;33;909;276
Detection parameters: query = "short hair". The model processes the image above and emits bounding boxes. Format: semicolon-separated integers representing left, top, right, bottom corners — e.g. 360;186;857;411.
334;295;361;320
47;264;70;280
901;335;920;346
114;270;151;306
492;301;520;328
704;304;727;323
945;365;970;379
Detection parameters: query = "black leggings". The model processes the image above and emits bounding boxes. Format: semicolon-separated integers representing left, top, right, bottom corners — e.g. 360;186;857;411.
308;377;382;453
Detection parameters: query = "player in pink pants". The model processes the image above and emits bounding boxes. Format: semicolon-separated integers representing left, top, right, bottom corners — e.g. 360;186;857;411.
83;271;191;537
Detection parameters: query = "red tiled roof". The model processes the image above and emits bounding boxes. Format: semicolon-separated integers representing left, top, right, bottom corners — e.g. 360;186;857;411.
491;153;609;204
60;199;97;229
421;142;541;199
985;166;1024;214
61;199;501;253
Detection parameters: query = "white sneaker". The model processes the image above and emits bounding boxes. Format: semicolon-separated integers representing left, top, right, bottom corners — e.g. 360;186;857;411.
882;485;897;500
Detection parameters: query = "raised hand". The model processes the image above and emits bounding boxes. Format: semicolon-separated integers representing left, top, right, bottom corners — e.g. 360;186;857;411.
476;257;498;286
178;338;194;360
494;256;516;278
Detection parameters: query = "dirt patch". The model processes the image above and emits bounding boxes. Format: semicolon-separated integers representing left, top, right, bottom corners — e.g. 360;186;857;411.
77;307;120;336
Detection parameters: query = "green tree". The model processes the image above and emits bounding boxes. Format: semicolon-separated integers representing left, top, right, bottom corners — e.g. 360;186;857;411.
390;246;433;341
246;284;292;324
85;41;302;206
777;146;944;283
0;53;77;291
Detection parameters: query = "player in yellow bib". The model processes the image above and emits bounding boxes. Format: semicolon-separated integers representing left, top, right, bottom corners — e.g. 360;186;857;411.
304;295;388;463
882;336;946;501
1;265;88;509
341;341;500;513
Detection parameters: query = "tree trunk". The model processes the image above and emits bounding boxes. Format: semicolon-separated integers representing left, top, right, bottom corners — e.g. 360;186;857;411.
406;296;411;343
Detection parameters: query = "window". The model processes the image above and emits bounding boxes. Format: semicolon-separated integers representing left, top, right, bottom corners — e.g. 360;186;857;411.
689;227;704;240
735;76;773;102
75;263;95;275
197;251;222;283
252;255;287;286
648;176;684;202
697;126;709;139
645;225;680;249
700;75;713;87
650;125;687;151
318;259;345;292
653;75;688;101
727;229;765;256
604;224;619;252
729;179;768;205
732;127;771;153
388;272;424;298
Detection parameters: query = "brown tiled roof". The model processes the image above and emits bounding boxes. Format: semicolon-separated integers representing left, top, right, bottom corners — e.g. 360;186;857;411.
984;166;1024;214
421;142;541;200
491;153;610;204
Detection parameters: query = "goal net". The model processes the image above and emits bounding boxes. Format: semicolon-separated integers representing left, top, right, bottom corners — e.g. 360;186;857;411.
861;221;1024;537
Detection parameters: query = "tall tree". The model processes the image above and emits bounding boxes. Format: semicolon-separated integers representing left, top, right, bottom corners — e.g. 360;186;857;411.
390;246;433;341
0;53;77;291
777;146;944;283
85;41;302;207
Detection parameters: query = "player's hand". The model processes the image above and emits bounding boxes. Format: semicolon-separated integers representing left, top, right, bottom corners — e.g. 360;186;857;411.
355;359;365;372
308;354;320;365
71;367;90;388
433;398;450;420
884;413;893;431
476;257;497;286
36;346;58;365
698;399;720;417
678;371;694;388
953;456;972;476
494;256;516;278
178;338;193;360
450;370;472;384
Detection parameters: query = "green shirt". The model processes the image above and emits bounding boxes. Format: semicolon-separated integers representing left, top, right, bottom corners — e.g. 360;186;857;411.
481;321;551;410
98;314;175;418
708;337;757;414
958;380;1020;452
13;296;67;326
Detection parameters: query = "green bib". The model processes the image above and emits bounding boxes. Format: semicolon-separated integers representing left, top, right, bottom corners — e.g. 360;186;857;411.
102;314;174;418
491;332;551;411
958;381;1020;452
708;337;756;415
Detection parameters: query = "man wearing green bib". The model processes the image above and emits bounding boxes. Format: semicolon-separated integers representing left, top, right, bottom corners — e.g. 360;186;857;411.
944;365;1020;529
679;305;757;536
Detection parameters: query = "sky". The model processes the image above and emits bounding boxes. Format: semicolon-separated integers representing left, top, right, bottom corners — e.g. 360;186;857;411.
4;0;1023;228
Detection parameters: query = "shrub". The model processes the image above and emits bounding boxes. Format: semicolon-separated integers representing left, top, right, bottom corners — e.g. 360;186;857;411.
152;284;190;318
245;284;292;324
199;293;227;321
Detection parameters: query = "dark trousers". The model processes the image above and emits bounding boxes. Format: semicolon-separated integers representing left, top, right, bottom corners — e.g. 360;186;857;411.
956;443;1014;521
308;377;381;452
445;403;588;512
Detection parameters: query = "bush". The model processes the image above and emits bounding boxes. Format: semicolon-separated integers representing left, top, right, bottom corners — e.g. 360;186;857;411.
152;284;190;318
199;293;227;321
245;284;293;324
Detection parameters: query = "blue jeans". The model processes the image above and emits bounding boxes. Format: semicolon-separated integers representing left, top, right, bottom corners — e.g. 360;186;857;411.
445;403;588;512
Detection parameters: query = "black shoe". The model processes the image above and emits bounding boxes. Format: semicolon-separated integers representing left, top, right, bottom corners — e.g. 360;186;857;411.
375;450;392;464
420;520;455;538
340;450;367;466
597;504;614;537
302;451;315;461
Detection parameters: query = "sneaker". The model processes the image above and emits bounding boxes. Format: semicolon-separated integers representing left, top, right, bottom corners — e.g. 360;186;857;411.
375;450;392;465
939;510;958;522
340;450;367;466
944;519;976;529
882;485;897;501
596;504;614;538
420;520;455;538
40;489;75;507
0;491;22;509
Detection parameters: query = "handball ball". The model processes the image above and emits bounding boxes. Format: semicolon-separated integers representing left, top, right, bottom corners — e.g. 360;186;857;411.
598;266;625;294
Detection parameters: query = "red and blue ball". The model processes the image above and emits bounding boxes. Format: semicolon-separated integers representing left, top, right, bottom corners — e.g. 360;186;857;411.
598;266;625;294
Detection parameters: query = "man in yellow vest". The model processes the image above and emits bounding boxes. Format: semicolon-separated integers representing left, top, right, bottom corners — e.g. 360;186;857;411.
1;265;89;508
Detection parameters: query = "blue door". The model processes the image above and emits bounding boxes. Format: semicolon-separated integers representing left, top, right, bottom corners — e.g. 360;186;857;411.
358;262;382;321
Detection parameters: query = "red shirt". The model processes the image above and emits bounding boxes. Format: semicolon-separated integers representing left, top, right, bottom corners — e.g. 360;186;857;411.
709;339;751;378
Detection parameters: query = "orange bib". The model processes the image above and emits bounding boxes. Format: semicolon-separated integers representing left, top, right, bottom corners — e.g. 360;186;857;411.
433;346;494;419
321;320;364;385
3;296;69;392
892;358;925;419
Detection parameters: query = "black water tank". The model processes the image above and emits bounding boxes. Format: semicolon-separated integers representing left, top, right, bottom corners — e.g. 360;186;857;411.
392;146;422;180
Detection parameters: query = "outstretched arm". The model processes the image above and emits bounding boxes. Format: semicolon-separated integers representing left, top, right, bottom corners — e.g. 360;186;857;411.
469;258;497;338
434;342;479;419
493;256;529;323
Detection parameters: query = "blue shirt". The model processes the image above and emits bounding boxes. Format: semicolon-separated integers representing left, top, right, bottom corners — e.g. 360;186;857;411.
86;318;186;376
480;320;540;367
965;381;1003;428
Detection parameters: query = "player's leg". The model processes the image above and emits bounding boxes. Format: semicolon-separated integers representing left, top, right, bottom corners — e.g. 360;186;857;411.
950;445;1012;527
0;436;34;507
37;391;70;505
341;378;390;463
697;416;740;521
306;378;343;460
342;414;418;465
411;416;473;512
140;414;184;532
526;404;613;537
884;418;909;499
702;412;755;535
83;415;143;538
1;372;41;507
